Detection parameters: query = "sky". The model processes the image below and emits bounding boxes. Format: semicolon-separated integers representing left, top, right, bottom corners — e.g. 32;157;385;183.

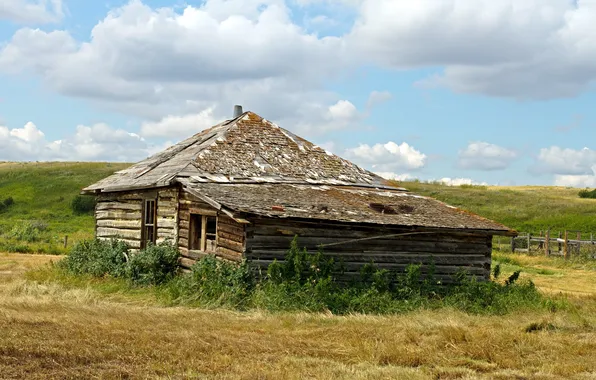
1;0;596;187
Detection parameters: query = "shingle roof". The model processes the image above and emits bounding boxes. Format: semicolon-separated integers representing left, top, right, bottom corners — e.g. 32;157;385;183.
83;110;515;234
83;111;396;193
178;181;515;234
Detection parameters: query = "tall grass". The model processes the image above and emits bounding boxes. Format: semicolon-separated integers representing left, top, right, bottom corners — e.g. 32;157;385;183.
54;238;562;316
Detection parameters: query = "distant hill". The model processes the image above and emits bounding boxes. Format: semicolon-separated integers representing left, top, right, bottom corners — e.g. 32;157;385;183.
0;162;130;253
1;161;595;253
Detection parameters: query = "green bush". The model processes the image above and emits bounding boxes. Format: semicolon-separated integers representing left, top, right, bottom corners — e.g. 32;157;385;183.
70;195;97;215
578;189;596;199
8;221;47;242
59;239;129;278
126;242;180;286
58;237;557;316
60;239;181;285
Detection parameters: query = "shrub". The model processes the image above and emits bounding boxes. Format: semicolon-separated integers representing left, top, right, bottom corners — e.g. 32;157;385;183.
578;189;596;199
59;239;129;278
126;241;180;286
165;255;253;308
9;221;46;242
70;195;97;215
3;197;14;207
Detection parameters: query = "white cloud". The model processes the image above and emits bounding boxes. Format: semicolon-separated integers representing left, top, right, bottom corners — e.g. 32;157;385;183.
140;108;219;139
437;177;488;186
366;90;392;109
535;146;596;175
375;172;415;181
458;142;517;170
0;121;156;162
0;0;352;134
346;141;427;172
349;0;596;99
0;0;64;24
554;171;596;188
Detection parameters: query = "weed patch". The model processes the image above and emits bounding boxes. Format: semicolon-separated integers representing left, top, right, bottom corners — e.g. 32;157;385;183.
51;237;562;316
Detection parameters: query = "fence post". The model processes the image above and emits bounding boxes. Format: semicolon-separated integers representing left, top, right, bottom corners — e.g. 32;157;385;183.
527;233;531;254
511;236;515;253
564;230;569;259
545;229;550;256
64;235;68;249
558;232;562;254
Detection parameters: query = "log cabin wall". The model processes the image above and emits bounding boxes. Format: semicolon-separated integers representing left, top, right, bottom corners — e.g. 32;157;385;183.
156;187;179;244
95;191;144;249
245;219;493;283
177;190;245;269
95;187;179;250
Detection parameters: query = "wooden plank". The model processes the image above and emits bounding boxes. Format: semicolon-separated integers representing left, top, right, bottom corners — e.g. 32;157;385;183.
179;257;196;269
218;222;244;237
97;219;142;229
218;237;244;253
157;200;177;210
96;210;141;220
246;250;489;265
179;227;189;240
189;207;218;216
247;235;491;254
157;218;176;229
179;237;189;249
158;229;176;239
97;237;141;249
218;230;244;244
216;247;243;262
96;202;142;211
157;208;177;218
97;227;142;240
248;259;487;275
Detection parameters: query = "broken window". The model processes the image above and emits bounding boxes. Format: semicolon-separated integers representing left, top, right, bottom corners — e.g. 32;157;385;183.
190;214;218;252
142;199;157;248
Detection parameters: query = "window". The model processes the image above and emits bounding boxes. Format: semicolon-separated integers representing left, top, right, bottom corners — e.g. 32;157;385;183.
142;199;157;248
189;214;217;252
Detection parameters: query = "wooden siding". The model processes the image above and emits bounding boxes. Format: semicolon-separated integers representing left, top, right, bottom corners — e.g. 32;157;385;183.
95;192;144;249
245;219;493;282
177;190;245;269
156;188;179;245
95;187;179;250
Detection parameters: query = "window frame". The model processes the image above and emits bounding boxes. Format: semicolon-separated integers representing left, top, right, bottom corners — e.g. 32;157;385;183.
189;211;218;252
141;196;158;249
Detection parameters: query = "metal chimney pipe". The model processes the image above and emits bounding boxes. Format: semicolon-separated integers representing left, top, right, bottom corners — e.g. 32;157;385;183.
233;105;243;118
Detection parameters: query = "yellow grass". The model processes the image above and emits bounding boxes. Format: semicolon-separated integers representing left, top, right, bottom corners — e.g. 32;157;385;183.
1;252;595;379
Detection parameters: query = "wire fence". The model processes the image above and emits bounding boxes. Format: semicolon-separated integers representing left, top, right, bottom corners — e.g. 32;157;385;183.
494;230;596;259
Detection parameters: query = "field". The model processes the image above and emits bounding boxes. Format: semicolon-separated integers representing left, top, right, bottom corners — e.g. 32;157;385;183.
2;162;596;378
3;162;596;255
1;252;595;379
0;162;130;254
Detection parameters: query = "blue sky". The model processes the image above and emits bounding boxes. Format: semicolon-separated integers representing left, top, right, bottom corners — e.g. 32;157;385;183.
1;0;596;187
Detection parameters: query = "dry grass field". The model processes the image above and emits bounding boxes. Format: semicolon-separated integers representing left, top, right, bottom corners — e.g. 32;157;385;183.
1;252;595;379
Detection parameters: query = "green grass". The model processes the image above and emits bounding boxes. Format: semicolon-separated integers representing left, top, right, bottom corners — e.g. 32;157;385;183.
1;162;596;254
396;181;596;234
0;162;130;253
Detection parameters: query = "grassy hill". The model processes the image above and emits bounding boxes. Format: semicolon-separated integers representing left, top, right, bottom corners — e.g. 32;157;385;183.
1;161;595;253
0;162;130;253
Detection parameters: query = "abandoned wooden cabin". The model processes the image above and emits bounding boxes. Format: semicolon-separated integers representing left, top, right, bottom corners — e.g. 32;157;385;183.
82;106;516;282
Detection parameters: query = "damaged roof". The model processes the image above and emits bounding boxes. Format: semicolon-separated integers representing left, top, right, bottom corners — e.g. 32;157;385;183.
178;181;514;234
83;111;397;193
83;109;514;233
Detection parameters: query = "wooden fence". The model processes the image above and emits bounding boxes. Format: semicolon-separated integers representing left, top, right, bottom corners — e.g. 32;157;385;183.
494;230;596;259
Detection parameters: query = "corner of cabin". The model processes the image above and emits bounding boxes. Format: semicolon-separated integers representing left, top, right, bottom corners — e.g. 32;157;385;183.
95;186;180;252
177;188;245;270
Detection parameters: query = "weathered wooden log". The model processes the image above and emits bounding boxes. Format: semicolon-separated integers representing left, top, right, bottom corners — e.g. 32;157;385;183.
156;218;176;229
96;210;141;220
217;237;244;252
97;227;142;240
178;237;189;249
217;230;244;244
96;219;142;229
96;202;142;212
